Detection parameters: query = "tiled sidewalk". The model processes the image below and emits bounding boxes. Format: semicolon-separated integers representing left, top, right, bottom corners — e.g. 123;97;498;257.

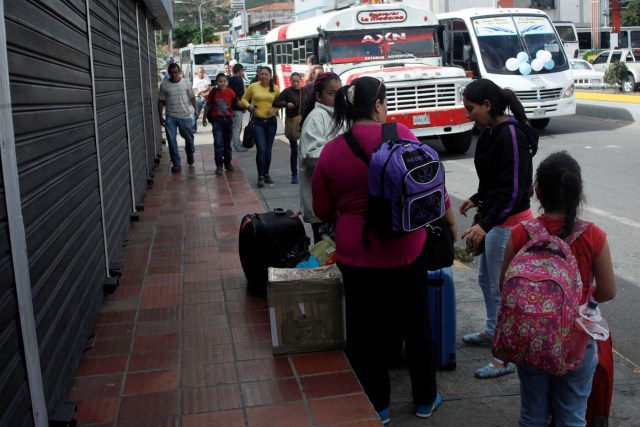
66;143;381;426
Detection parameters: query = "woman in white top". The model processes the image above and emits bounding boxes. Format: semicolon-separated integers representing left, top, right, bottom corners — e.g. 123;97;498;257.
299;72;343;243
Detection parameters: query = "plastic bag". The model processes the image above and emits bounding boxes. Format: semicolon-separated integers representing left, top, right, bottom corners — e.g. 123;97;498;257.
309;235;336;266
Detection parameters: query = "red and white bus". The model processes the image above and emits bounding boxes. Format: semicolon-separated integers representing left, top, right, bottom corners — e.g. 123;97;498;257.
265;3;474;154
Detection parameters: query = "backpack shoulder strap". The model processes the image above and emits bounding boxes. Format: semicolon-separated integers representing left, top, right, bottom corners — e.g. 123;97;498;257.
344;130;370;167
381;121;399;142
521;219;550;240
564;219;592;246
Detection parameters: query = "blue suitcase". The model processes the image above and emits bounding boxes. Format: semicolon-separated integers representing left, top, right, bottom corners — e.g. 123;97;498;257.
427;267;457;370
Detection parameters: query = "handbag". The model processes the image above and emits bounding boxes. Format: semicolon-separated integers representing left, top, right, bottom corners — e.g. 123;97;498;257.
284;116;302;140
242;115;256;149
423;217;455;271
284;90;303;140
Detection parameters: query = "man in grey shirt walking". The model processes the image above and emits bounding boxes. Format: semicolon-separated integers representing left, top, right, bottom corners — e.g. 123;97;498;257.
158;63;198;172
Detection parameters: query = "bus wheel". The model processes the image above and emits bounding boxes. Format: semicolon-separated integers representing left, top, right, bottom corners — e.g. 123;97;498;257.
530;118;550;130
441;130;472;155
623;74;636;93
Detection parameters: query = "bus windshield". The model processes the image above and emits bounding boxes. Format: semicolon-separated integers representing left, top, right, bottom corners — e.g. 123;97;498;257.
472;15;569;74
327;28;438;64
194;53;225;65
236;41;266;65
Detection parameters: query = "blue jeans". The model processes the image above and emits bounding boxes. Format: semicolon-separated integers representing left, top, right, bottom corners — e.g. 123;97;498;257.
478;226;511;338
287;137;298;176
518;340;597;426
165;115;195;167
212;116;233;166
232;110;244;148
254;116;277;178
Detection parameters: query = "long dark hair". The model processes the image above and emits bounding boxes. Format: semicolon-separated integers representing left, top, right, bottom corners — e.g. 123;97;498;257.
301;72;341;124
463;78;528;124
332;76;386;135
535;151;584;238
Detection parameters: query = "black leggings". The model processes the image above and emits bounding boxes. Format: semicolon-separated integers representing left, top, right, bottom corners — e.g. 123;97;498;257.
338;254;437;411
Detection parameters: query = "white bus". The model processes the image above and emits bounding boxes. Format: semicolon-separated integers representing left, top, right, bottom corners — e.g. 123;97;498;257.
439;8;576;130
234;35;267;84
265;3;475;154
577;26;640;54
554;21;579;59
179;44;225;83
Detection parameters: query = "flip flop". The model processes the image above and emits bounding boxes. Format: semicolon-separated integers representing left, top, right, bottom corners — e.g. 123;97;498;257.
462;332;492;346
475;362;516;379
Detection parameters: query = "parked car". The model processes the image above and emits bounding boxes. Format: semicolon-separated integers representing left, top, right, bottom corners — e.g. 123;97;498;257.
591;49;640;92
569;59;607;89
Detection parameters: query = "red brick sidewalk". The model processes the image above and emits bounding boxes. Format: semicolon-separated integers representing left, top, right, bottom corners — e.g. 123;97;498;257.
66;143;380;426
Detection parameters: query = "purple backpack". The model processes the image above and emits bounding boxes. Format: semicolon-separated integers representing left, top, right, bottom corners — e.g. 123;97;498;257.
344;122;446;236
492;219;592;375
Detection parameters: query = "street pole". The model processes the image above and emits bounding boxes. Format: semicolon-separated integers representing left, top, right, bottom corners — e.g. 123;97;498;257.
198;0;218;44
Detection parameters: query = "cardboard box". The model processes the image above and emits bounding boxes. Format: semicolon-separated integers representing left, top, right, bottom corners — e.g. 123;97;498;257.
267;264;345;355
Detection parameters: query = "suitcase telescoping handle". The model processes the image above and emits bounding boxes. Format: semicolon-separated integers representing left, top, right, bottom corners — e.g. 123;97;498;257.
273;208;287;216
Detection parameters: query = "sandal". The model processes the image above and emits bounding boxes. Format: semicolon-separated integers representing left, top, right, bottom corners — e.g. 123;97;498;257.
462;332;492;346
475;362;516;379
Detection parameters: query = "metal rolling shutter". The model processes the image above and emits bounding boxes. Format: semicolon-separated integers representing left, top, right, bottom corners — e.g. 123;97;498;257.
120;0;147;205
137;6;154;177
0;173;31;427
91;0;132;262
147;20;163;159
4;0;106;416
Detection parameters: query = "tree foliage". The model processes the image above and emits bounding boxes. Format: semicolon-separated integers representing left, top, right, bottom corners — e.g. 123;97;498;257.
604;61;629;87
621;0;640;26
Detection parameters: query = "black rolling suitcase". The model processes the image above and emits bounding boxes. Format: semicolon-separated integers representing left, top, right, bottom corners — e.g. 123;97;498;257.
239;208;310;297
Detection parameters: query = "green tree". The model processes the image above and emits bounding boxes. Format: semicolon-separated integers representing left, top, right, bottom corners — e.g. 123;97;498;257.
621;0;640;26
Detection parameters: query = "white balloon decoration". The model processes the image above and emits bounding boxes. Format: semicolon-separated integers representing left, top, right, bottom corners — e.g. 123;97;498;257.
517;51;529;63
519;62;532;75
531;58;544;72
506;57;520;71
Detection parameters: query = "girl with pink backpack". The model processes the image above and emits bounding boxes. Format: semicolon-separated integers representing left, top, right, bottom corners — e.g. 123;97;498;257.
500;151;616;426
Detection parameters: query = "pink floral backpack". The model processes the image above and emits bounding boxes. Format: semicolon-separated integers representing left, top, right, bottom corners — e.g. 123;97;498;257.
492;219;592;376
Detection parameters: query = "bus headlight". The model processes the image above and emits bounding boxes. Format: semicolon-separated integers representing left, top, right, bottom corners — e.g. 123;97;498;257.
563;83;575;98
458;83;469;102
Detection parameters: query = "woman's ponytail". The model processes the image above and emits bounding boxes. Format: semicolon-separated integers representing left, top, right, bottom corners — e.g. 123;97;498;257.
503;88;528;124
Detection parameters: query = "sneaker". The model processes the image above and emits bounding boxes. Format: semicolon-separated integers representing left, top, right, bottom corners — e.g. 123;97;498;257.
171;164;181;173
475;362;516;379
462;332;493;346
291;174;298;184
377;408;390;425
415;392;442;418
215;165;224;175
187;153;194;166
257;176;265;188
264;175;274;184
225;164;235;171
233;145;247;152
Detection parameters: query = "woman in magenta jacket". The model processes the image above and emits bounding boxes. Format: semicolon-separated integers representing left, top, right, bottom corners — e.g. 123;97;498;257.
312;76;457;425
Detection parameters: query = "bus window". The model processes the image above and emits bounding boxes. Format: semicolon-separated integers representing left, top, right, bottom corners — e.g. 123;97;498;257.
194;52;224;66
327;28;437;64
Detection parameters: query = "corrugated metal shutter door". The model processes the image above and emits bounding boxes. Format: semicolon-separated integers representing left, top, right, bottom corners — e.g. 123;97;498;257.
0;172;31;427
5;0;106;414
137;7;154;176
120;0;147;205
92;0;132;262
147;21;163;158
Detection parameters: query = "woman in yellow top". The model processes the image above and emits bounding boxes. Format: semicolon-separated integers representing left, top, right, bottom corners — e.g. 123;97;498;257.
241;66;280;188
